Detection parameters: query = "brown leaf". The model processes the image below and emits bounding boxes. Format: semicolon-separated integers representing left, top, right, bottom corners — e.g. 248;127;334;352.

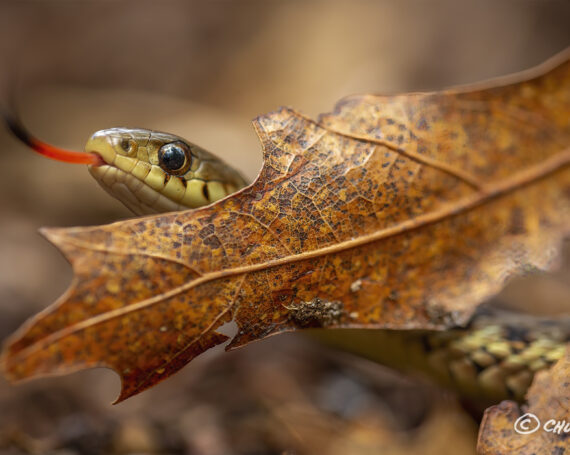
477;347;570;455
2;50;570;401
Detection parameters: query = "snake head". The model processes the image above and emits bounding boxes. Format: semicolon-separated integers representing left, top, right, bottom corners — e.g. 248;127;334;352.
86;128;247;216
4;114;247;216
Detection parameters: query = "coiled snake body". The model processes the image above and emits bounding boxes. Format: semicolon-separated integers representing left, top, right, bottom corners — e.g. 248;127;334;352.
9;123;570;403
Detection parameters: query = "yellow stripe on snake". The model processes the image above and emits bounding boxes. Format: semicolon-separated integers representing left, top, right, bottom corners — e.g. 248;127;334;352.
83;127;569;404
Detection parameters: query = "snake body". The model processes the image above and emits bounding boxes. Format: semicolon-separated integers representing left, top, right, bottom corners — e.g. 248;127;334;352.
314;306;569;402
81;127;570;402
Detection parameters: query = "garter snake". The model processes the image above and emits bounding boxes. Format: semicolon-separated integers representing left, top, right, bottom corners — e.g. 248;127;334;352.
6;120;570;403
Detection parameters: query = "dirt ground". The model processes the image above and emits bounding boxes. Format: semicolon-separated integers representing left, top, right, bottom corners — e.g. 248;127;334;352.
0;1;568;454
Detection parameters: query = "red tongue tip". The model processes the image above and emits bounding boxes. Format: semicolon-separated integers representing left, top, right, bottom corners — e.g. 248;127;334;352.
4;114;103;166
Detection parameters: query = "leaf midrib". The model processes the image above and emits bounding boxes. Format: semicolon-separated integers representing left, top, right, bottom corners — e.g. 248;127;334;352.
7;147;569;363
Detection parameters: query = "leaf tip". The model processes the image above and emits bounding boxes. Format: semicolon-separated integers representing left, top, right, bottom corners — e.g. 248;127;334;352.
38;226;64;244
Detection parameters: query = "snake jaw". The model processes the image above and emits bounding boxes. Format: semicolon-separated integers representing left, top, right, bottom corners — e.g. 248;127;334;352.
88;164;184;215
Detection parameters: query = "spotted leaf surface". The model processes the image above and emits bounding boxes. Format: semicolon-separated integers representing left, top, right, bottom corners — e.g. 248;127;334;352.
2;50;570;401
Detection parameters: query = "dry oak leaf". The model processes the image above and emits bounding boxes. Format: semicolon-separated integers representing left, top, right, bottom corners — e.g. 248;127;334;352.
477;347;570;455
2;50;570;402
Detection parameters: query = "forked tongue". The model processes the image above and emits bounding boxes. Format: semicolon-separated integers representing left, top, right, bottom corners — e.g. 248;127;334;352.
4;114;104;166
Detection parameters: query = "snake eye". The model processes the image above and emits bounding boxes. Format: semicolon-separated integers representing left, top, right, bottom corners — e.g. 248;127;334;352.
158;142;190;175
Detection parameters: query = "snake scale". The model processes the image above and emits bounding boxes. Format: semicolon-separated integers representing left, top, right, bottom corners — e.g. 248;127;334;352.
6;121;569;403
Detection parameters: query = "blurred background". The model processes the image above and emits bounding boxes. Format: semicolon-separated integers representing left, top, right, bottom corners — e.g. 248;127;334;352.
0;1;568;454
